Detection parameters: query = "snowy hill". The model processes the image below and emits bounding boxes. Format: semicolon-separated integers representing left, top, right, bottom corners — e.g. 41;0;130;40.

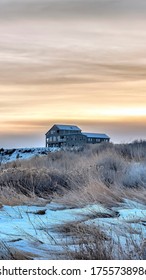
0;147;61;164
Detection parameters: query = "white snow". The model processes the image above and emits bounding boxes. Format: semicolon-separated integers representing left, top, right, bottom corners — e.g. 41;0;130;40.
0;199;146;259
1;147;61;163
0;202;111;259
1;146;82;164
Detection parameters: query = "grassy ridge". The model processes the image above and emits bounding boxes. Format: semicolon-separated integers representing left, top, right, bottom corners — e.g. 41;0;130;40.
0;141;146;206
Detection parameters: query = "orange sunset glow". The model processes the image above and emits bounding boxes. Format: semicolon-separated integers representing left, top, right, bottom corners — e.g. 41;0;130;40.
0;0;146;148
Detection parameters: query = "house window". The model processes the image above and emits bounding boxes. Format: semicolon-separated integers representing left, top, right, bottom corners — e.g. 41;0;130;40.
51;130;55;134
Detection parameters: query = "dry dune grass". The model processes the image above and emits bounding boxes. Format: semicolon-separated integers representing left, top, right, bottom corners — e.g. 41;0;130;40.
0;185;47;206
55;179;123;209
63;223;113;260
54;220;145;260
54;177;146;210
0;167;70;205
1;141;146;206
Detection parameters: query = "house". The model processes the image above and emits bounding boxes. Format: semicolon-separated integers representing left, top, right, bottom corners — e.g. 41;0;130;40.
82;133;110;144
45;124;87;147
45;124;110;147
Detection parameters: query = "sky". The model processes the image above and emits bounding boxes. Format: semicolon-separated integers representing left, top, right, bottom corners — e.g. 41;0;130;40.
0;0;146;148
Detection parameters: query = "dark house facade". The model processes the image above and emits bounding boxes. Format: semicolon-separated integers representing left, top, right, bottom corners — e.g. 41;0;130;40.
45;124;110;147
82;133;110;144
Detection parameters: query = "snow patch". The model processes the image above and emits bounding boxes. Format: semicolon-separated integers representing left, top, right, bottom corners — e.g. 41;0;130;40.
0;200;146;259
0;147;61;163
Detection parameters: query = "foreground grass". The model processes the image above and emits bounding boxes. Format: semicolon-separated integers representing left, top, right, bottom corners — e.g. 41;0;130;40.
0;140;146;259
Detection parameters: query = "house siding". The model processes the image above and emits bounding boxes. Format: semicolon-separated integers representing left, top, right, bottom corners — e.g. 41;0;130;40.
45;124;110;147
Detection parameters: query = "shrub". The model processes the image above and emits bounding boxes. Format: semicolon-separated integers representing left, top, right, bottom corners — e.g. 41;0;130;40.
115;141;146;161
0;168;69;198
96;152;126;186
122;163;146;188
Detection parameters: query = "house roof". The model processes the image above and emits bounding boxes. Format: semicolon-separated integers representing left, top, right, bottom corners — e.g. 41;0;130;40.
82;133;110;139
55;124;81;131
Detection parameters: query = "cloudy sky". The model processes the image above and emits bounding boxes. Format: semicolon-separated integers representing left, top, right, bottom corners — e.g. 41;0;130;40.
0;0;146;148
